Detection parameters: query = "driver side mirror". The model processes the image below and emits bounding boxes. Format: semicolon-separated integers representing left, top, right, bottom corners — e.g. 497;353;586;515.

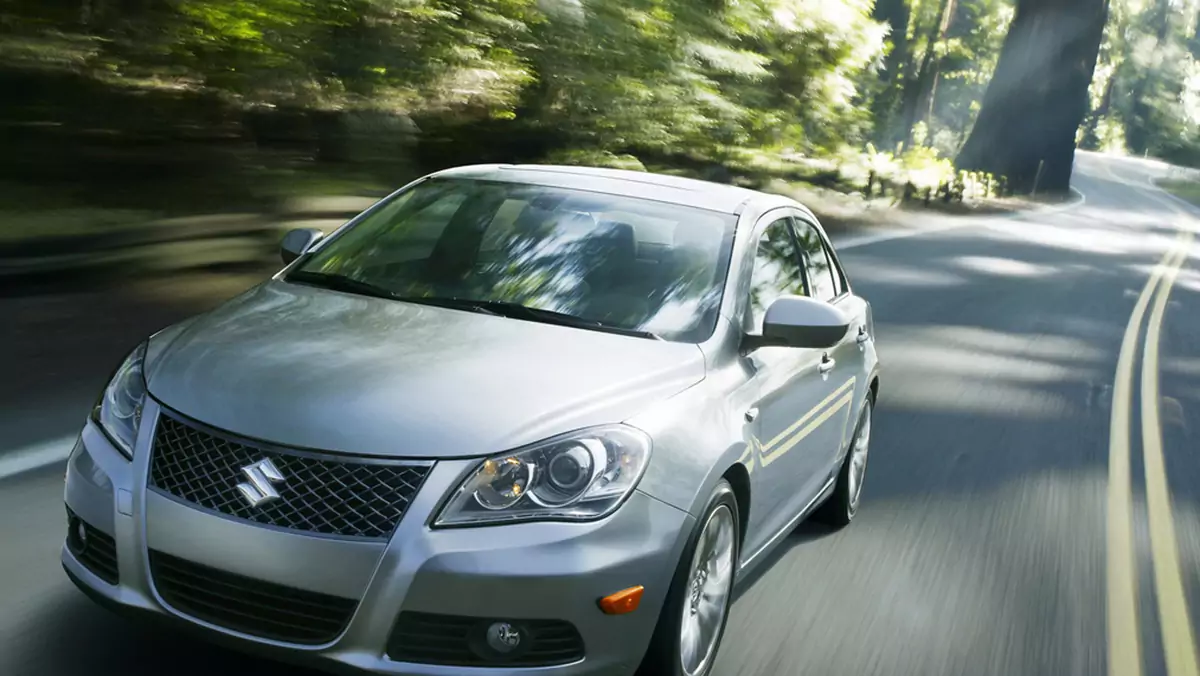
746;295;850;350
280;228;325;264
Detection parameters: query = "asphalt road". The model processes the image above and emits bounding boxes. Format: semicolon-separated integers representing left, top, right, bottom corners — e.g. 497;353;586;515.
3;152;1200;676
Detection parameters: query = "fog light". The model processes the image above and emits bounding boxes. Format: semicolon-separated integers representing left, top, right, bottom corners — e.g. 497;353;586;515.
485;622;522;654
68;515;88;553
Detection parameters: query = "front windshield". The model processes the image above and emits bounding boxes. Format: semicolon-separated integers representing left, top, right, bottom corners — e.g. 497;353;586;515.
291;177;737;343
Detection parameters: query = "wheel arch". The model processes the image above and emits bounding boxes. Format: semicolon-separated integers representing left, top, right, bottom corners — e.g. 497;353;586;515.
720;463;751;549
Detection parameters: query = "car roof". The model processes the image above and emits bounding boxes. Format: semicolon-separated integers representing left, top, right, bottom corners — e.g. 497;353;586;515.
427;163;787;215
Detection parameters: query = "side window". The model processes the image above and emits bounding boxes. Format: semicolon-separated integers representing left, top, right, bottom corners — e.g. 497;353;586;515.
792;219;838;302
746;218;806;333
826;243;846;296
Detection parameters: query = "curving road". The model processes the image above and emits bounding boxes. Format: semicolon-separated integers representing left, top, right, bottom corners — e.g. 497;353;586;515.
3;152;1200;676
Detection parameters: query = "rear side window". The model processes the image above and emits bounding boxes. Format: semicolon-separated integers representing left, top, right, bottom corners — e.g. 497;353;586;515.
792;219;838;302
746;218;806;333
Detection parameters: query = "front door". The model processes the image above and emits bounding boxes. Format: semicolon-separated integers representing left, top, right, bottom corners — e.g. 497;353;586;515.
792;216;868;478
740;215;845;558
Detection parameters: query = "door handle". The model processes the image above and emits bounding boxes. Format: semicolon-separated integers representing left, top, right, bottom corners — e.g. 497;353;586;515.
818;355;836;374
856;326;870;345
745;407;759;423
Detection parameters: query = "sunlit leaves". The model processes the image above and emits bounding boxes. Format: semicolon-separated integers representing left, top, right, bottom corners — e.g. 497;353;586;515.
687;41;772;79
8;0;900;163
1096;0;1200;163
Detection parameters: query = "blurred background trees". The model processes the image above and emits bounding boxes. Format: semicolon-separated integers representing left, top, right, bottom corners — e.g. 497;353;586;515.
0;0;1197;221
1080;0;1200;167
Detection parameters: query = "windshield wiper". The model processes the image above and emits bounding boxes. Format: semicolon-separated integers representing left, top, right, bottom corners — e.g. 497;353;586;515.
286;271;402;301
387;295;504;316
283;279;661;340
402;297;662;340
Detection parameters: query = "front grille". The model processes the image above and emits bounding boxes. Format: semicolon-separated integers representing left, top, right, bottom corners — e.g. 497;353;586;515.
66;509;119;584
149;550;358;645
387;611;586;667
148;411;431;539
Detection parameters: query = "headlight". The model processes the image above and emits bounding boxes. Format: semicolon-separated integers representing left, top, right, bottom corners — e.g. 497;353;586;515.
92;342;148;458
434;425;652;527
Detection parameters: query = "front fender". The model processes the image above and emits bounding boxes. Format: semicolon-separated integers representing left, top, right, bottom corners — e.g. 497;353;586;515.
627;369;755;520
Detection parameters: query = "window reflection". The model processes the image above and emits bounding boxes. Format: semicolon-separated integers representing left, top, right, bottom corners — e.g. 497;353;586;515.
792;220;837;302
295;178;737;343
746;219;806;334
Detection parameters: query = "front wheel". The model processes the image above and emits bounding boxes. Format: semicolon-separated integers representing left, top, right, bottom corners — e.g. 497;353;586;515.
815;396;873;527
639;479;740;676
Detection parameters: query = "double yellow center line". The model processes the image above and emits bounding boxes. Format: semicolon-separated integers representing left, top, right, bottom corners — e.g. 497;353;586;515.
1109;227;1197;676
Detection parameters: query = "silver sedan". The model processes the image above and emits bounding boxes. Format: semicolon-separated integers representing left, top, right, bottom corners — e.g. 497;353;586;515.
62;164;880;676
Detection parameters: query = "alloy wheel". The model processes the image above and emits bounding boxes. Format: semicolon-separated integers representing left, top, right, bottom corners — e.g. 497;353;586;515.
679;504;736;676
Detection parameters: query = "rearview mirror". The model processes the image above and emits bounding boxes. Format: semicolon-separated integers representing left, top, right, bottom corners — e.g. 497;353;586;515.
280;228;325;264
754;295;850;349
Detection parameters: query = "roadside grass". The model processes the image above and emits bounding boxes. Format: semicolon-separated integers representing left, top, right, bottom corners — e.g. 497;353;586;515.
1160;179;1200;208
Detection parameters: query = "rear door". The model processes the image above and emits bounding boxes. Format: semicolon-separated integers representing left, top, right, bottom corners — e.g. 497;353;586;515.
791;214;871;476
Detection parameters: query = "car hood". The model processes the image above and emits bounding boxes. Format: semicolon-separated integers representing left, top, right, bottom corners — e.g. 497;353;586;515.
145;280;706;459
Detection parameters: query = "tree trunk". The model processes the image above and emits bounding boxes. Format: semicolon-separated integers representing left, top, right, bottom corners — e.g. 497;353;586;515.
1193;8;1200;55
923;71;941;145
899;0;957;148
871;0;913;148
955;0;1109;194
1081;70;1117;149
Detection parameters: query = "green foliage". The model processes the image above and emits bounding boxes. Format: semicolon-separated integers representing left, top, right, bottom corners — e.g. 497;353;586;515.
1159;178;1200;207
1087;0;1200;167
4;0;1198;212
542;150;648;172
838;143;957;189
2;0;892;161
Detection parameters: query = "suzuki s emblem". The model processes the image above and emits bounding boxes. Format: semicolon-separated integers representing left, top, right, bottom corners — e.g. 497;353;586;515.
236;458;285;507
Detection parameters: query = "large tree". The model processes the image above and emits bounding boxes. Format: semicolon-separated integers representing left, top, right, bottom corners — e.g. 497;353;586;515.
955;0;1109;194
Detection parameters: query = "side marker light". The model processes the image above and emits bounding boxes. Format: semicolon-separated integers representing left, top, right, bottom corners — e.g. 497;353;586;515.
599;586;645;615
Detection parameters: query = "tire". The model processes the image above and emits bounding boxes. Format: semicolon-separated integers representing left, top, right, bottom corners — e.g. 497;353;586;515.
815;395;873;528
638;479;740;676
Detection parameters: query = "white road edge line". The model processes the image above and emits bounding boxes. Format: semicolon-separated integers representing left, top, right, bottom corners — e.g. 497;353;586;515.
835;184;1086;251
0;434;77;480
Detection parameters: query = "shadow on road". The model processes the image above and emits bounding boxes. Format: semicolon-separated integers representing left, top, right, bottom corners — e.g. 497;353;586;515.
734;521;840;602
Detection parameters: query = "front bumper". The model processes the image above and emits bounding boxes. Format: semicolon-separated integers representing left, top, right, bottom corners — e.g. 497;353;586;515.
63;398;694;676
